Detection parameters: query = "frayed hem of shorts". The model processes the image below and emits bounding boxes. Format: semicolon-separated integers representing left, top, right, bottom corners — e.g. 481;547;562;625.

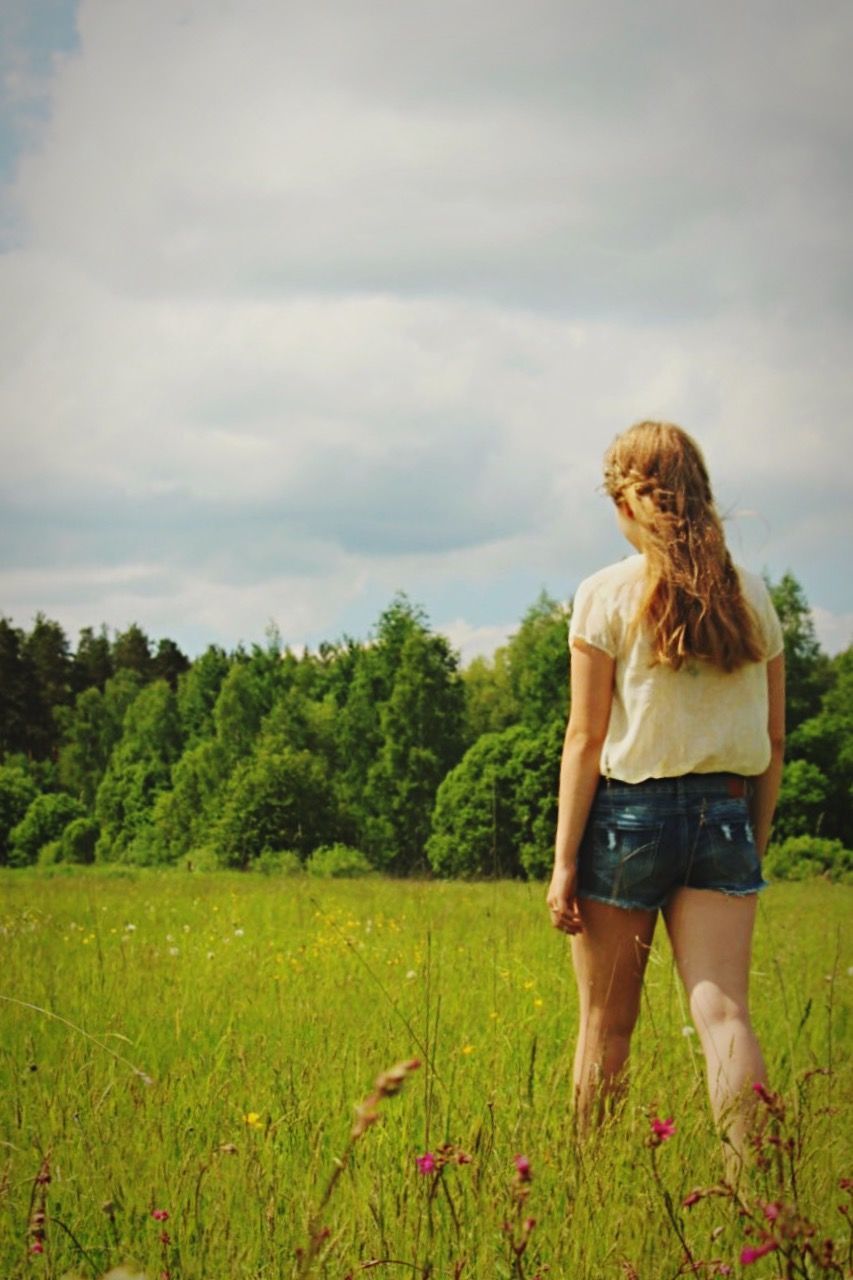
699;881;769;898
578;881;769;911
577;890;661;912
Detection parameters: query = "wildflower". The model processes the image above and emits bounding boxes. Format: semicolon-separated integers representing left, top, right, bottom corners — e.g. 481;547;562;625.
244;1112;263;1129
650;1115;676;1144
151;1209;169;1221
159;1231;171;1246
681;1025;696;1036
762;1201;782;1221
683;1190;703;1208
168;947;179;957
523;1217;536;1233
405;970;417;979
740;1239;778;1264
30;1240;44;1254
416;1152;436;1175
514;1155;532;1182
234;928;244;937
461;1044;474;1055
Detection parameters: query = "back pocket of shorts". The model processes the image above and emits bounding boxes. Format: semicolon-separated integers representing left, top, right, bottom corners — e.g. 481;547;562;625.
585;812;666;905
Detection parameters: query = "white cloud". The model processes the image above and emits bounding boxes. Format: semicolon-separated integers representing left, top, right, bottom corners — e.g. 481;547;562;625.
1;0;851;654
811;607;853;658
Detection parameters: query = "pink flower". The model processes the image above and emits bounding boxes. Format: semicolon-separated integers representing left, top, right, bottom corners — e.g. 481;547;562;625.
415;1152;436;1175
762;1201;782;1221
752;1081;773;1103
523;1217;536;1233
29;1240;44;1255
514;1154;532;1181
683;1190;703;1208
650;1115;676;1143
740;1239;778;1264
151;1208;170;1221
159;1231;171;1246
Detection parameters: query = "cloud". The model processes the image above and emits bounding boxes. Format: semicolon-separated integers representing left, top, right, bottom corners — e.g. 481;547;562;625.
1;0;851;657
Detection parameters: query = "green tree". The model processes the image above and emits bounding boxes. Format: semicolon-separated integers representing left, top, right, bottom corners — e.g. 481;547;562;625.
773;759;831;842
213;663;271;763
0;764;38;865
112;623;153;681
58;816;99;864
785;645;853;844
57;669;143;809
768;573;831;731
94;680;183;861
0;617;40;757
151;638;191;690
461;648;518;742
364;625;465;871
176;646;231;746
147;737;230;862
21;613;72;756
213;745;336;867
8;791;85;866
427;719;562;879
505;591;571;733
71;625;114;694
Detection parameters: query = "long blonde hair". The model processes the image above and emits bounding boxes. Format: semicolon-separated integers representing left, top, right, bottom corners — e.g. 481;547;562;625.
603;421;763;672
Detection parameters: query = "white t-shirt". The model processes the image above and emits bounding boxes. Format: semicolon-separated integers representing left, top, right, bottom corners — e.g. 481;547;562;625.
569;554;784;783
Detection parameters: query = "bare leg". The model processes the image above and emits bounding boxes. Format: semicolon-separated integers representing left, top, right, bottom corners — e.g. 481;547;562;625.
664;888;767;1178
570;900;657;1131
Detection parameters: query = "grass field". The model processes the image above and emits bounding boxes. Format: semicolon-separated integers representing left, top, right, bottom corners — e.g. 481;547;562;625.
1;870;850;1279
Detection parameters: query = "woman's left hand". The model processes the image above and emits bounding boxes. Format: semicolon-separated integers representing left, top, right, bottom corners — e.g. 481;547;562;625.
546;865;583;935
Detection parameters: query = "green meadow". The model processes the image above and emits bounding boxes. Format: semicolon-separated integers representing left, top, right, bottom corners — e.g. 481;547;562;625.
1;871;850;1279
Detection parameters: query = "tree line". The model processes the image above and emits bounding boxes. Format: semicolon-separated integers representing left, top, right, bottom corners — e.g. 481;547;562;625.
0;573;849;876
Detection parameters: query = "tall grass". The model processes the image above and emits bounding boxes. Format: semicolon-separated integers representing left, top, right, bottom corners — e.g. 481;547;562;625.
0;870;849;1278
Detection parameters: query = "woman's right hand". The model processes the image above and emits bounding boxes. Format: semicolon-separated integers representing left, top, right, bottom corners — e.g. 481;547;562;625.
546;864;583;935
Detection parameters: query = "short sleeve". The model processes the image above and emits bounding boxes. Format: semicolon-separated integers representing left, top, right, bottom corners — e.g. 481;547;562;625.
569;575;616;657
755;581;784;660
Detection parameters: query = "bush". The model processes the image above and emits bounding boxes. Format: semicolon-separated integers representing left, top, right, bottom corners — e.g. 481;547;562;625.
59;817;99;864
764;835;852;884
306;844;374;878
8;792;85;867
177;846;221;872
37;839;62;867
254;849;303;876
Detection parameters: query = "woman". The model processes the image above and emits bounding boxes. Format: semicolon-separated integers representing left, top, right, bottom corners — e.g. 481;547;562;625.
547;421;785;1167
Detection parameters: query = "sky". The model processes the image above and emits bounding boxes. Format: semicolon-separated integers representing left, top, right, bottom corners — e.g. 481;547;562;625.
1;0;851;663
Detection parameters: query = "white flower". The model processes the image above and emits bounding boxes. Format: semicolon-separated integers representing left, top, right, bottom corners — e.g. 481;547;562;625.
681;1025;696;1036
207;951;215;959
125;923;136;932
234;927;245;937
169;947;180;956
406;970;417;980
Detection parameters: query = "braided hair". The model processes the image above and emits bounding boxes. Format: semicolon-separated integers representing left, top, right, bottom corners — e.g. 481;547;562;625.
603;421;764;672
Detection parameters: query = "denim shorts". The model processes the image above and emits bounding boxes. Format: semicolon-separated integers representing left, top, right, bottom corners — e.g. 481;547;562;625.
577;773;767;911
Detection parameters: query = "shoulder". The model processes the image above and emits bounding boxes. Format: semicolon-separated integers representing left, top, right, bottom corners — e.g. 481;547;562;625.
575;554;645;598
570;555;645;657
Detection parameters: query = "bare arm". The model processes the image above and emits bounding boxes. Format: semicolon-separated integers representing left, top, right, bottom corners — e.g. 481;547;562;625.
748;652;786;857
547;638;615;934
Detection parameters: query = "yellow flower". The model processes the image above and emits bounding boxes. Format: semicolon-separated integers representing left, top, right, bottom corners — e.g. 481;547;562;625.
533;998;544;1008
244;1112;263;1130
461;1044;475;1055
